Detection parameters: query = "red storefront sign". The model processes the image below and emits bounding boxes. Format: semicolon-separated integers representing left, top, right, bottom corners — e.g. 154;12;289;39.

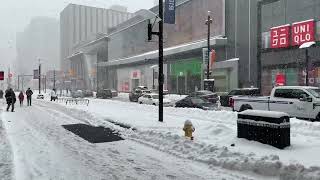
131;70;141;79
275;73;286;86
291;19;315;46
210;49;216;69
0;71;4;80
270;25;290;48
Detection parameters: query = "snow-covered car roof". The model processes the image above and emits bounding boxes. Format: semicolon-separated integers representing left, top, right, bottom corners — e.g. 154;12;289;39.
274;86;319;89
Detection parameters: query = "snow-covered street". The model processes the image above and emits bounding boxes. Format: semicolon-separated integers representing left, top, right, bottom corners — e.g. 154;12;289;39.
0;98;265;180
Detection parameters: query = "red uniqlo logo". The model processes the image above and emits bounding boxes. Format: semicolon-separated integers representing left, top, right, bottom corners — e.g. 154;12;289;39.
292;19;315;46
270;25;290;48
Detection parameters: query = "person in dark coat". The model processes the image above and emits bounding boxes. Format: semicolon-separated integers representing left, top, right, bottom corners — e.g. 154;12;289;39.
26;88;33;106
0;90;3;99
18;91;24;107
5;88;16;112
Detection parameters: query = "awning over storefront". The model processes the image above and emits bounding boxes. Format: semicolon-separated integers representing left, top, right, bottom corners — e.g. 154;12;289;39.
98;36;227;67
66;51;84;61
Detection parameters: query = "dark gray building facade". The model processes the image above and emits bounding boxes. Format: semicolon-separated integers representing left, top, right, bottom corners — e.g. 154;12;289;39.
259;0;320;95
92;0;261;94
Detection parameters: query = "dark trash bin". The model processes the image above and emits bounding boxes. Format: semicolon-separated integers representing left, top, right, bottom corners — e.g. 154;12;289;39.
237;110;290;149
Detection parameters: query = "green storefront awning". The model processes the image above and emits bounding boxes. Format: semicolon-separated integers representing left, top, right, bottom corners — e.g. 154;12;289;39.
171;58;202;77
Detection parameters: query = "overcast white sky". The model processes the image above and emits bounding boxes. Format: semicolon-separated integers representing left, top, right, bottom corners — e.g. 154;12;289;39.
0;0;154;68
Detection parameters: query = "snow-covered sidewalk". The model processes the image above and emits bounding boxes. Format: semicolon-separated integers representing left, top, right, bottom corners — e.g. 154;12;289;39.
0;98;262;180
56;98;320;179
0;100;13;180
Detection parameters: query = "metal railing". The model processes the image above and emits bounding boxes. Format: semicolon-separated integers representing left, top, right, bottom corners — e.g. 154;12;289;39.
57;98;90;106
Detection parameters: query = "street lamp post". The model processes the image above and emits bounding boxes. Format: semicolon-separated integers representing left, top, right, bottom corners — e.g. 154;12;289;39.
299;41;316;86
38;59;41;94
53;70;56;90
205;11;213;80
158;0;164;122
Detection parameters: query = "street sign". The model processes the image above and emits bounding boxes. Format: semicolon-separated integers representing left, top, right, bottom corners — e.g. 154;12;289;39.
202;48;209;68
33;69;39;79
0;71;4;80
164;0;176;24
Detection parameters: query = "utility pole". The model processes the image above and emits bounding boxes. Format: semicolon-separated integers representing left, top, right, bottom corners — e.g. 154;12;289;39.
205;11;213;80
306;49;309;86
18;75;20;90
38;59;41;94
96;61;98;93
147;1;164;122
158;0;164;122
53;70;56;90
44;75;47;93
8;67;11;88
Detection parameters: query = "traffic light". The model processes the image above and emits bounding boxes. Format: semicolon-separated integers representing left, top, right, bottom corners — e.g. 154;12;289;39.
0;71;4;80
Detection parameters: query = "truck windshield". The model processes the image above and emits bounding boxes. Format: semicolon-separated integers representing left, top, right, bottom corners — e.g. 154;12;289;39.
306;88;320;98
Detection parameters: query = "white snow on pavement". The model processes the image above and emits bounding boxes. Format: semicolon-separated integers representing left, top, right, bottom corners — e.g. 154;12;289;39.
0;100;13;180
57;98;320;179
0;99;263;180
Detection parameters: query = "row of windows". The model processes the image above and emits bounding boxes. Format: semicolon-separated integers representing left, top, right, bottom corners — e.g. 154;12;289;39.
67;5;131;45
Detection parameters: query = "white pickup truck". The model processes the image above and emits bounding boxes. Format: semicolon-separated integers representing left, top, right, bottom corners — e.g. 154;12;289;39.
231;86;320;121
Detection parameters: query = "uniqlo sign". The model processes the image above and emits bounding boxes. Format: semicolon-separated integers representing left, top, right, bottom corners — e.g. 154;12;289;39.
291;19;315;46
270;25;290;48
0;71;4;80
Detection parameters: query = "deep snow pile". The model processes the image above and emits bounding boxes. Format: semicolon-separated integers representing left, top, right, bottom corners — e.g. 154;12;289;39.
58;98;320;179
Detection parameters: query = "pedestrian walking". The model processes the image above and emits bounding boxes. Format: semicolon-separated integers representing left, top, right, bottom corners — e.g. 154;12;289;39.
18;91;24;106
50;89;58;101
26;88;33;106
5;88;16;112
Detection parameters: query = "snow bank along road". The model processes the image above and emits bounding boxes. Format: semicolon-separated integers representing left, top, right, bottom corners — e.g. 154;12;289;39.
57;98;320;180
0;99;263;180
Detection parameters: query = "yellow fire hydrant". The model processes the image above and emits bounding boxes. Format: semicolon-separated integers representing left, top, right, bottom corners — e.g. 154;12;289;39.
183;120;195;140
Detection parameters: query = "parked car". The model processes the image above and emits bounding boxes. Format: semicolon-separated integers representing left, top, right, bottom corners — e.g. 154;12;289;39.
220;88;261;107
232;86;320;121
71;90;84;98
96;89;113;99
129;88;151;102
110;89;118;97
134;86;147;90
175;96;217;110
138;93;171;106
37;94;45;99
189;90;219;104
83;90;94;97
151;89;169;95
